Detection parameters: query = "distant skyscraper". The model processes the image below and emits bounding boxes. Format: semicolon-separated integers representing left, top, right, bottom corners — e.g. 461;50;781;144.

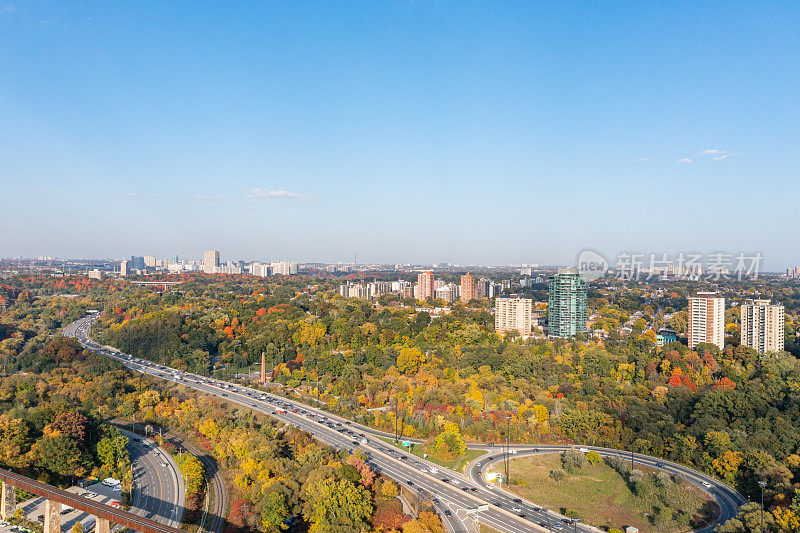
495;297;532;336
688;292;725;350
740;299;784;353
130;256;145;270
460;273;476;303
203;250;220;274
119;260;129;277
144;255;157;268
547;267;587;338
416;270;435;300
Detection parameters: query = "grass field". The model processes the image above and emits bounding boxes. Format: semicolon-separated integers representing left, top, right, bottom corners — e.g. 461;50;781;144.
377;436;487;472
488;453;717;533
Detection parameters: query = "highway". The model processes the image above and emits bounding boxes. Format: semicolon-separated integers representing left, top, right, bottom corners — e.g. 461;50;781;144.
122;428;185;529
65;315;744;533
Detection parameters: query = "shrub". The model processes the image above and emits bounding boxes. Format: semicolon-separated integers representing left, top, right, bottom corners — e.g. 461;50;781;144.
550;468;565;482
562;449;586;473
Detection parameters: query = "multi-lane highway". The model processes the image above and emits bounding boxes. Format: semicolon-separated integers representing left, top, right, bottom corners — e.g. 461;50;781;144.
122;428;185;528
65;315;743;533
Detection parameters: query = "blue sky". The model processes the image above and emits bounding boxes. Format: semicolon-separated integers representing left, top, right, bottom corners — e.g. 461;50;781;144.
1;2;798;268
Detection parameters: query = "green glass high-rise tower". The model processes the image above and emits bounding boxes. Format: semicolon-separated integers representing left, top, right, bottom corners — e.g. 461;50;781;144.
548;267;587;338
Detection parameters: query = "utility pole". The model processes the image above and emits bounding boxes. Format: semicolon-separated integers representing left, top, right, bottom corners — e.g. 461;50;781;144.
394;389;399;443
759;480;767;532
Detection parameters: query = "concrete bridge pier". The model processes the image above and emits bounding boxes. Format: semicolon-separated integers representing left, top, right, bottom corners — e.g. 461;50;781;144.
0;482;14;521
96;517;110;533
43;499;61;533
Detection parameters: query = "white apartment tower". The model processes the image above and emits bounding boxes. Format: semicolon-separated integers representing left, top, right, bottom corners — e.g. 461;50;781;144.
740;299;784;353
495;297;533;336
688;292;725;350
203;250;220;274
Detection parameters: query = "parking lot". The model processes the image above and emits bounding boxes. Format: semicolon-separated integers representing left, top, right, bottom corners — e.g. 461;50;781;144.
18;482;122;533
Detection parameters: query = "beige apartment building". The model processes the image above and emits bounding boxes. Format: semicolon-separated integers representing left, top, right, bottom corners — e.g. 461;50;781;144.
688;292;725;349
495;297;532;336
203;250;220;274
740;299;784;353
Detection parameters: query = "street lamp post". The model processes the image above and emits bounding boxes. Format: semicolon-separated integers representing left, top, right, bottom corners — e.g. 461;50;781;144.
504;415;512;486
759;480;767;533
572;517;581;533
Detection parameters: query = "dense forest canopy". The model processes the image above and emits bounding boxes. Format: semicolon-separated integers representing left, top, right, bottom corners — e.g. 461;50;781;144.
2;272;800;531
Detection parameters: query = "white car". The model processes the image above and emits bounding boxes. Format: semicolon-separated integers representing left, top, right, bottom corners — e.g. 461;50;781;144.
701;481;712;488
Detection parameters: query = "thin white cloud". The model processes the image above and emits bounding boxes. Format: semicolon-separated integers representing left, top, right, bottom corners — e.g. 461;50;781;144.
193;194;221;201
246;188;312;201
122;192;138;198
628;158;649;163
702;149;739;160
677;158;693;164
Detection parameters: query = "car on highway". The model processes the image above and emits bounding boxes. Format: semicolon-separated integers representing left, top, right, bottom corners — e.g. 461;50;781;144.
444;510;451;516
702;481;712;488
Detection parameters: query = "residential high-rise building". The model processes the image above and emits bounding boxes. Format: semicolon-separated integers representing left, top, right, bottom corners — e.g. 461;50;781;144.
130;256;145;270
119;260;129;277
547;267;587;338
416;270;435;300
271;261;298;275
203;250;220;274
688;292;725;350
460;273;476;303
435;283;459;303
476;278;494;299
740;299;784;353
144;255;157;268
495;297;532;336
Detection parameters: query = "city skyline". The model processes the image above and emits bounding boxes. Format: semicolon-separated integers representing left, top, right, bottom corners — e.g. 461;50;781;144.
2;3;799;267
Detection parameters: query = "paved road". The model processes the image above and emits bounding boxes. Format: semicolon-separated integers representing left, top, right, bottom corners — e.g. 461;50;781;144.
466;447;744;532
122;428;185;529
116;422;226;533
66;315;743;533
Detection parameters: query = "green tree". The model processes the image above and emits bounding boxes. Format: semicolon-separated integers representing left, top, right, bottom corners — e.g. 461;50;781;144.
302;477;372;533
